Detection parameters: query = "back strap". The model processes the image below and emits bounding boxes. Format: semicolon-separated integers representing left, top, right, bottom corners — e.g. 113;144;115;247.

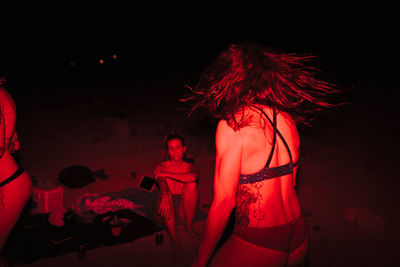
265;108;277;168
253;106;293;166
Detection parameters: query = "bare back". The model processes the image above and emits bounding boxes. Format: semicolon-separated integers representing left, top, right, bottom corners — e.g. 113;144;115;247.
235;106;301;228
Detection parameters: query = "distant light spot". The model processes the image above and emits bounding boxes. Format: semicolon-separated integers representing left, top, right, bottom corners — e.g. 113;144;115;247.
99;59;104;64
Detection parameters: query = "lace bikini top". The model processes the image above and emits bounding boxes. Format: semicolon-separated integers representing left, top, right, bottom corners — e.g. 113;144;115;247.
239;107;297;185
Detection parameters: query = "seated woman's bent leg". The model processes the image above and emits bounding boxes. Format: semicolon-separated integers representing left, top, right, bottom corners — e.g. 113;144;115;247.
181;182;199;238
155;193;182;258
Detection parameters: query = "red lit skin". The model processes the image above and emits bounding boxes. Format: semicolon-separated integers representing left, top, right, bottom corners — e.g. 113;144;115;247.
0;87;32;251
154;138;199;257
193;106;308;267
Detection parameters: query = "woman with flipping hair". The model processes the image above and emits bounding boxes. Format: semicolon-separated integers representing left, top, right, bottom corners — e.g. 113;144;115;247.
0;80;32;252
188;41;339;267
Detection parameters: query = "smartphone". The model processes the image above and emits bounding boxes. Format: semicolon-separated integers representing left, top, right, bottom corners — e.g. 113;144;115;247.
138;176;157;192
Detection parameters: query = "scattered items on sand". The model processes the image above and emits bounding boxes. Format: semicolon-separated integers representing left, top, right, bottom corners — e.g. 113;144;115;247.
48;208;68;227
71;193;143;224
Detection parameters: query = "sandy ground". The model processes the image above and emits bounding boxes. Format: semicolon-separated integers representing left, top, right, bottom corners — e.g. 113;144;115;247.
5;76;399;266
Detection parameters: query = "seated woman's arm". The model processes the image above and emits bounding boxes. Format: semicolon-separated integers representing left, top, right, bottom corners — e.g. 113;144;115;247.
157;165;199;183
154;166;173;219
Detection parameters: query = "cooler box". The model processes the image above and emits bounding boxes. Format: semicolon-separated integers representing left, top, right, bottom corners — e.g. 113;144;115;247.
32;186;64;213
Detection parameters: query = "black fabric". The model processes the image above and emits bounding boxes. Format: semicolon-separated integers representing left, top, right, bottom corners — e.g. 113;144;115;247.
58;165;95;188
4;209;161;264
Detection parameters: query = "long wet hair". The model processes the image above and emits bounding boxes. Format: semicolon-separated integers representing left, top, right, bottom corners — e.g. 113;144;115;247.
183;41;340;129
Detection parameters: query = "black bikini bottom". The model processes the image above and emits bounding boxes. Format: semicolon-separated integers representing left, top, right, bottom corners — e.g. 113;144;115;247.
0;167;25;188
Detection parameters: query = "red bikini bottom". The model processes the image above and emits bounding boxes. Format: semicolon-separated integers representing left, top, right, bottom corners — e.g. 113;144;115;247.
233;216;307;253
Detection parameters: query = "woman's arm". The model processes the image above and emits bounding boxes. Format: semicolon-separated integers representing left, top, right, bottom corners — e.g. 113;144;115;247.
157;164;199;183
0;105;5;158
292;139;301;187
161;170;198;182
192;120;242;267
154;166;173;218
293;166;298;187
157;177;173;219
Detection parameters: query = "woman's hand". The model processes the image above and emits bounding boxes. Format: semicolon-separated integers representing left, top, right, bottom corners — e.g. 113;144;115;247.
158;193;172;219
154;167;168;178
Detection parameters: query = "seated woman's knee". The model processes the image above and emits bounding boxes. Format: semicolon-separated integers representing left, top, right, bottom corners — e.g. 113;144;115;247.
183;182;197;193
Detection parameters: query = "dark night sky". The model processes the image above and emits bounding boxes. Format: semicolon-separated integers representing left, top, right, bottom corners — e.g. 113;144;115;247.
0;1;398;97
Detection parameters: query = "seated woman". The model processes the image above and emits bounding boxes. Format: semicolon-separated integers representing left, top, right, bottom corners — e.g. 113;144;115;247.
154;134;199;258
0;81;32;252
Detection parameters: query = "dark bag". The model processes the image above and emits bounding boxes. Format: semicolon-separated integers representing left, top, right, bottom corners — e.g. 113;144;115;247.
58;165;95;188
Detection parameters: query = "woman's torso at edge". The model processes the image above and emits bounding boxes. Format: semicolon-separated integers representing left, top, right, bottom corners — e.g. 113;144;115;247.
234;105;302;228
0;88;21;181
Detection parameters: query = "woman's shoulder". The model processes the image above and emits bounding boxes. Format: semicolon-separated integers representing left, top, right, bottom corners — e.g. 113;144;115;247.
215;119;244;151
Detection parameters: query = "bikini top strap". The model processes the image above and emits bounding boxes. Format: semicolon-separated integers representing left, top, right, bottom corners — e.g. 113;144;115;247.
264;108;277;168
274;124;294;164
253;106;294;166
